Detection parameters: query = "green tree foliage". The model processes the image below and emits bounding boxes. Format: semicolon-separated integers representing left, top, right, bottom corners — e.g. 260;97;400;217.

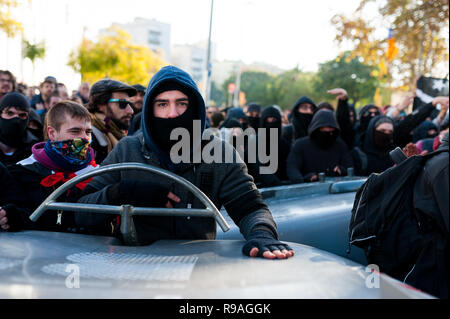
332;0;449;89
222;71;274;107
314;51;379;106
267;69;323;110
0;0;25;37
68;26;167;85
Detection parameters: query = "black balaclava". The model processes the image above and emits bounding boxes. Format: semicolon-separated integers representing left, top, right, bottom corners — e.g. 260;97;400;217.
151;106;194;154
311;130;339;149
0;117;28;147
372;117;394;150
248;116;260;130
148;81;198;155
359;104;380;131
0;92;30;147
373;130;394;149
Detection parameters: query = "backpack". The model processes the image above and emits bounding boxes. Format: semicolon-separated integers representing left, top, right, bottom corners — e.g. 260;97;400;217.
348;148;448;286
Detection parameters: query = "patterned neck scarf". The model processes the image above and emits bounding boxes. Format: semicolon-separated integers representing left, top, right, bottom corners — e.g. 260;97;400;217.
44;138;92;172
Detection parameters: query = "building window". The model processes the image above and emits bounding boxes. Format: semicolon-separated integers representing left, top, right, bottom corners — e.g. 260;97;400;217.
148;30;161;45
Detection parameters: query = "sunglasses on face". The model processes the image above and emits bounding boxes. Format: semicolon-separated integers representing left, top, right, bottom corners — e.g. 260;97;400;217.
108;98;134;110
363;111;380;117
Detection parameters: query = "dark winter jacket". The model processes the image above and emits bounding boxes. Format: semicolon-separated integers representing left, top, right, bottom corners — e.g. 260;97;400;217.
411;133;449;298
0;130;39;167
351;116;395;176
77;66;277;244
336;98;355;149
2;150;97;232
245;106;291;187
282;96;317;144
286;109;353;183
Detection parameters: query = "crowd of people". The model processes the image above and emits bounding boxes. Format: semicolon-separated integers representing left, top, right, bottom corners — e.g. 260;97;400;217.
0;66;448;271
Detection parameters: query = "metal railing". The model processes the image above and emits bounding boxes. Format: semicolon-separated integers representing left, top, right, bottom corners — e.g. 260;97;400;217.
30;163;230;245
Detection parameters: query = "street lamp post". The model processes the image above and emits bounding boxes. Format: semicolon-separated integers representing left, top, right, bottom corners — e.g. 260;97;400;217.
205;0;214;105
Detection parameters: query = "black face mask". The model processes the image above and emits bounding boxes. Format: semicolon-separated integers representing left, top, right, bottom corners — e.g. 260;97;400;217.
294;112;313;130
373;131;393;149
0;117;28;147
360;115;374;131
150;107;195;154
311;130;338;149
247;116;260;130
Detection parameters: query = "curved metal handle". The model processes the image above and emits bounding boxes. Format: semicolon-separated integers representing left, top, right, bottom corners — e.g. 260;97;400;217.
30;163;230;239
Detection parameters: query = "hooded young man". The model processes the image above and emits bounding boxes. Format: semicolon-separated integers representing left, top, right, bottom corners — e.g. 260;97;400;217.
0;92;39;166
77;66;294;260
0;101;97;232
282;96;317;144
286;109;353;183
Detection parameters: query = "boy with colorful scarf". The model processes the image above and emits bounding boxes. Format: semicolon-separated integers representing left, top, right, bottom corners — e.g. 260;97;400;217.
0;101;98;233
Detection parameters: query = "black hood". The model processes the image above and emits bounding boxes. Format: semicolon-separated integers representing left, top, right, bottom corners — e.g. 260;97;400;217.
260;105;282;136
141;66;206;172
363;115;395;154
412;120;439;143
307;109;340;136
291;96;317;114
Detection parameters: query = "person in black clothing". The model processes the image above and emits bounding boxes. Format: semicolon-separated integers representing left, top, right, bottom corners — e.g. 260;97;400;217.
332;87;444;149
0;101;97;232
351;115;395;176
411;132;449;298
286;109;353;183
282;96;317;144
246;102;262;130
412;120;439;143
245;106;291;187
0;92;39;167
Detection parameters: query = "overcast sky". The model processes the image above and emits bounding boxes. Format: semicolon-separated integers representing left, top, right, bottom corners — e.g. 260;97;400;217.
1;0;371;89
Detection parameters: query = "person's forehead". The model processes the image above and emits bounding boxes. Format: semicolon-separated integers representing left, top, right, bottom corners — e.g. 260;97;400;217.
154;90;187;100
0;74;10;79
60;116;91;129
376;122;393;130
111;91;130;98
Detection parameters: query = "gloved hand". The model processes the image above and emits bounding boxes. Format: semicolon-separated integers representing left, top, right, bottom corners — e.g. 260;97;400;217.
107;179;171;208
242;229;294;259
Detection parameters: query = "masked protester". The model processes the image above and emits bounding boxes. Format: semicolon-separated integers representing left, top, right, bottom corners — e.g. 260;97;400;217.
282;96;317;145
0;92;39;167
77;65;294;260
245;106;291;187
246;103;261;131
0;101;98;232
351;116;395;176
286;109;353;183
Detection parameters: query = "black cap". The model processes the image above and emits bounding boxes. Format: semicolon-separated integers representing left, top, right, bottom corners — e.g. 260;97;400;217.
90;79;137;97
0;92;30;112
44;76;57;85
132;84;146;93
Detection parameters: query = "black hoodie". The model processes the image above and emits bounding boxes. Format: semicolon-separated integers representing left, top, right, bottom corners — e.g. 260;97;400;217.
282;96;317;144
286;109;353;183
351;115;395;176
245;106;291;187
